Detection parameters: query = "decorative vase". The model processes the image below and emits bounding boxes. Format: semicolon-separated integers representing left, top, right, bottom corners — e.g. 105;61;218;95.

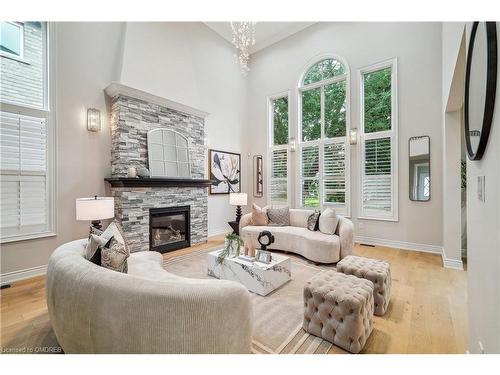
244;233;256;257
128;166;137;178
225;237;241;258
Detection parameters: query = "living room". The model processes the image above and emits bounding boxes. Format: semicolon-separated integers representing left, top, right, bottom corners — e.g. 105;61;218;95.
1;0;499;372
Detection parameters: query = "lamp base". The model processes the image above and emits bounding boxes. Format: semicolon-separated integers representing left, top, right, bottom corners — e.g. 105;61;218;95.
235;205;242;223
91;220;103;231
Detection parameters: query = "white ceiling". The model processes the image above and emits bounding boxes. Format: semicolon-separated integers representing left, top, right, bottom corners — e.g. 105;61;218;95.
205;22;315;54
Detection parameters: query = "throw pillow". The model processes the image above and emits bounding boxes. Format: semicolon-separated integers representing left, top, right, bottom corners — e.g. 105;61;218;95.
85;233;109;262
318;208;339;235
101;237;129;273
267;206;290;226
307;211;321;231
251;203;269;226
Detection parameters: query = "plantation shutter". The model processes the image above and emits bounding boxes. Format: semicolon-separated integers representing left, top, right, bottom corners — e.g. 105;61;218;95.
300;145;320;208
0;111;48;236
323;142;346;206
270;148;288;203
362;137;392;214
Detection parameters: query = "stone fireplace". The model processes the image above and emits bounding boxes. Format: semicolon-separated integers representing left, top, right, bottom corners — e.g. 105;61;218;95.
104;83;210;253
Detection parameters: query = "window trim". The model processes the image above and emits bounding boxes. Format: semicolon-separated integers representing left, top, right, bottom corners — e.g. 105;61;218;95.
0;22;56;243
267;90;291;206
296;54;351;217
0;21;24;60
358;57;399;222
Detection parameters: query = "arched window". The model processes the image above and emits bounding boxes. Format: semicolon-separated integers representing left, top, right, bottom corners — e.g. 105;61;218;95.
298;56;350;215
147;129;191;178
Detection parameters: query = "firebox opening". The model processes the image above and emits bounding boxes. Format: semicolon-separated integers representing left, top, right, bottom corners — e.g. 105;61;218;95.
149;206;190;253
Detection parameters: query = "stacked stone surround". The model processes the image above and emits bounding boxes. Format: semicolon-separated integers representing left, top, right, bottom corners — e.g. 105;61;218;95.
108;93;208;252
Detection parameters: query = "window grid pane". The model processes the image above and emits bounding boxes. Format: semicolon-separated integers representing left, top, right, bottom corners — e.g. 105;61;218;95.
324;81;347;138
363;137;392;213
323;143;346;204
363;67;392;133
270;148;287;203
272;97;288;146
301;88;321;142
303;58;346;85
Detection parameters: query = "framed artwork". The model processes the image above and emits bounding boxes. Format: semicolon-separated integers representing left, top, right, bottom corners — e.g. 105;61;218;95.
253;155;263;197
209;149;241;194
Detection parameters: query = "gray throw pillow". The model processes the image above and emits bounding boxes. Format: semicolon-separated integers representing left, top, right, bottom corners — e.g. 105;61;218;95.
267;206;290;226
85;234;109;261
307;211;321;231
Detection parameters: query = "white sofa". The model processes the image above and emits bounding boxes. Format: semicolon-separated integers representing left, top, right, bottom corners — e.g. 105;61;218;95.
46;239;253;354
240;208;354;264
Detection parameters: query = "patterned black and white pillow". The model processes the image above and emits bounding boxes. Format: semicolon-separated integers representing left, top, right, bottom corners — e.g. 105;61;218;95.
267;206;290;226
307;211;321;231
101;237;129;273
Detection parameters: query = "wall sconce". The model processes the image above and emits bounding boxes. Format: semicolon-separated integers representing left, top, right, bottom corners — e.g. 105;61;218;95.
289;137;297;152
349;128;358;145
87;108;101;132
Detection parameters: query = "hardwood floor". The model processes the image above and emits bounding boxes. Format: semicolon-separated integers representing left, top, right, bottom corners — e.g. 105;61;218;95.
0;237;467;354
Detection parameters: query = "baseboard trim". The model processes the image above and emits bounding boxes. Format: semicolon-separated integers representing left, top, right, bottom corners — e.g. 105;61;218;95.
354;235;443;254
441;254;464;270
0;265;47;286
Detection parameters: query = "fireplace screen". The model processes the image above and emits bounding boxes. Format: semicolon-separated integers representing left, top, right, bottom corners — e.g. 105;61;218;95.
149;206;190;253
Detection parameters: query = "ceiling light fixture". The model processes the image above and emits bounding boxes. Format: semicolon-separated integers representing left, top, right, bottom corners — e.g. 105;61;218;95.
230;21;256;75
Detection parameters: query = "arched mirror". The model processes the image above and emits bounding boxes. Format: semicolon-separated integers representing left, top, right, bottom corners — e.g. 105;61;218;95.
147;129;191;178
464;22;497;161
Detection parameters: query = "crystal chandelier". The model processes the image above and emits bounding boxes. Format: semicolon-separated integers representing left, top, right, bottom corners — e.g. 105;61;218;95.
230;22;256;74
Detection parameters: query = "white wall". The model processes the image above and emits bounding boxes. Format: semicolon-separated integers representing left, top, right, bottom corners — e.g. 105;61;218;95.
245;22;444;249
1;22;126;276
119;22;247;236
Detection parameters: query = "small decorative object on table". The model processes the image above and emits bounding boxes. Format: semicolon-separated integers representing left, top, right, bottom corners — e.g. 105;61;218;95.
255;250;272;264
243;232;257;257
257;230;275;251
137;166;150;178
217;233;244;265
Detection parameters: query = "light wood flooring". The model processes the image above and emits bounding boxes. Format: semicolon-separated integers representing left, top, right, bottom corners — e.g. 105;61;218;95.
0;236;467;354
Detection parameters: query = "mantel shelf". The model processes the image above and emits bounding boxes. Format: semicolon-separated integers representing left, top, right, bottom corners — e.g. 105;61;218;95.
104;177;211;188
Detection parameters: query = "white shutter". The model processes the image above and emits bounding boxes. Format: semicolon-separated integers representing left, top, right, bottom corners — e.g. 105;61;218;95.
323;142;346;206
270;148;288;203
362;137;392;214
1;111;48;238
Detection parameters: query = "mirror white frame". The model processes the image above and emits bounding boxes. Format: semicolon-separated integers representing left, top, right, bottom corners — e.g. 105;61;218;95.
147;128;191;178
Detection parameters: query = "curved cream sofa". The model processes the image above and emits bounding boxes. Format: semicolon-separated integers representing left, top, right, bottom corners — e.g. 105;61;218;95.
46;239;253;354
240;208;353;264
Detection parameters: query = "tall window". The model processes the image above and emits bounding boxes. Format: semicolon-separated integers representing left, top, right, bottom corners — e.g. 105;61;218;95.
0;22;54;242
268;93;289;204
298;57;350;215
359;58;398;221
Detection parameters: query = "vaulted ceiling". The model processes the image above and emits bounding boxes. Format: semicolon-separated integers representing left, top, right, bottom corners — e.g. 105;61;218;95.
204;22;315;54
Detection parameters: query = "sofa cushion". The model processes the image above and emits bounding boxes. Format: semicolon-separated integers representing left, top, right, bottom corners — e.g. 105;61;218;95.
101;237;130;273
251;203;268;225
267;206;290;226
319;208;339;235
241;225;340;263
85;234;108;263
289;208;314;228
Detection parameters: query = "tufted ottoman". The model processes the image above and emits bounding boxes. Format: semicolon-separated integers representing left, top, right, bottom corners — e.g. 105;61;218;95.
303;270;374;353
336;255;391;316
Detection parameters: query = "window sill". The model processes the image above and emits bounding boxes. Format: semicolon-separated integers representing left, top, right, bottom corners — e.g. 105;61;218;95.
0;52;30;65
1;231;56;244
357;216;399;223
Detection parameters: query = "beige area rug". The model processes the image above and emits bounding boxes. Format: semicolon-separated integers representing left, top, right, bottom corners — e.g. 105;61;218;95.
163;246;338;354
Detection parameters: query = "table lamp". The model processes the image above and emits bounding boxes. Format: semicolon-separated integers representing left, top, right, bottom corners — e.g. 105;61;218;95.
76;196;115;231
229;193;247;223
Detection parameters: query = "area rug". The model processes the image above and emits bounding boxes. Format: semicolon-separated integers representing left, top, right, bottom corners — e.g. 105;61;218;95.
163;247;338;354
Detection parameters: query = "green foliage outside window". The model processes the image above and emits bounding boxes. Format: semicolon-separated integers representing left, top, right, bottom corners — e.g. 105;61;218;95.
363;67;392;133
273;97;289;145
301;88;321;141
325;82;346;138
303;59;345;85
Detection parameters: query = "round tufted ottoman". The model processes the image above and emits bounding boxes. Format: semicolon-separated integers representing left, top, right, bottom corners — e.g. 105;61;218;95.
336;255;391;316
303;270;374;354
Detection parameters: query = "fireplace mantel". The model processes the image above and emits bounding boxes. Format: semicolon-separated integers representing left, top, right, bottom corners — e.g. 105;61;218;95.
105;177;211;188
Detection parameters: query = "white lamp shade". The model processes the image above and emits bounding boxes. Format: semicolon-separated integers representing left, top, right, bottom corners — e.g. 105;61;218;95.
230;193;247;206
76;197;115;221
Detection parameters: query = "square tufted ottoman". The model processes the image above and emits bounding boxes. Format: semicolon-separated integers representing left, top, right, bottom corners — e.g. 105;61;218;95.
336;255;391;316
303;270;374;354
